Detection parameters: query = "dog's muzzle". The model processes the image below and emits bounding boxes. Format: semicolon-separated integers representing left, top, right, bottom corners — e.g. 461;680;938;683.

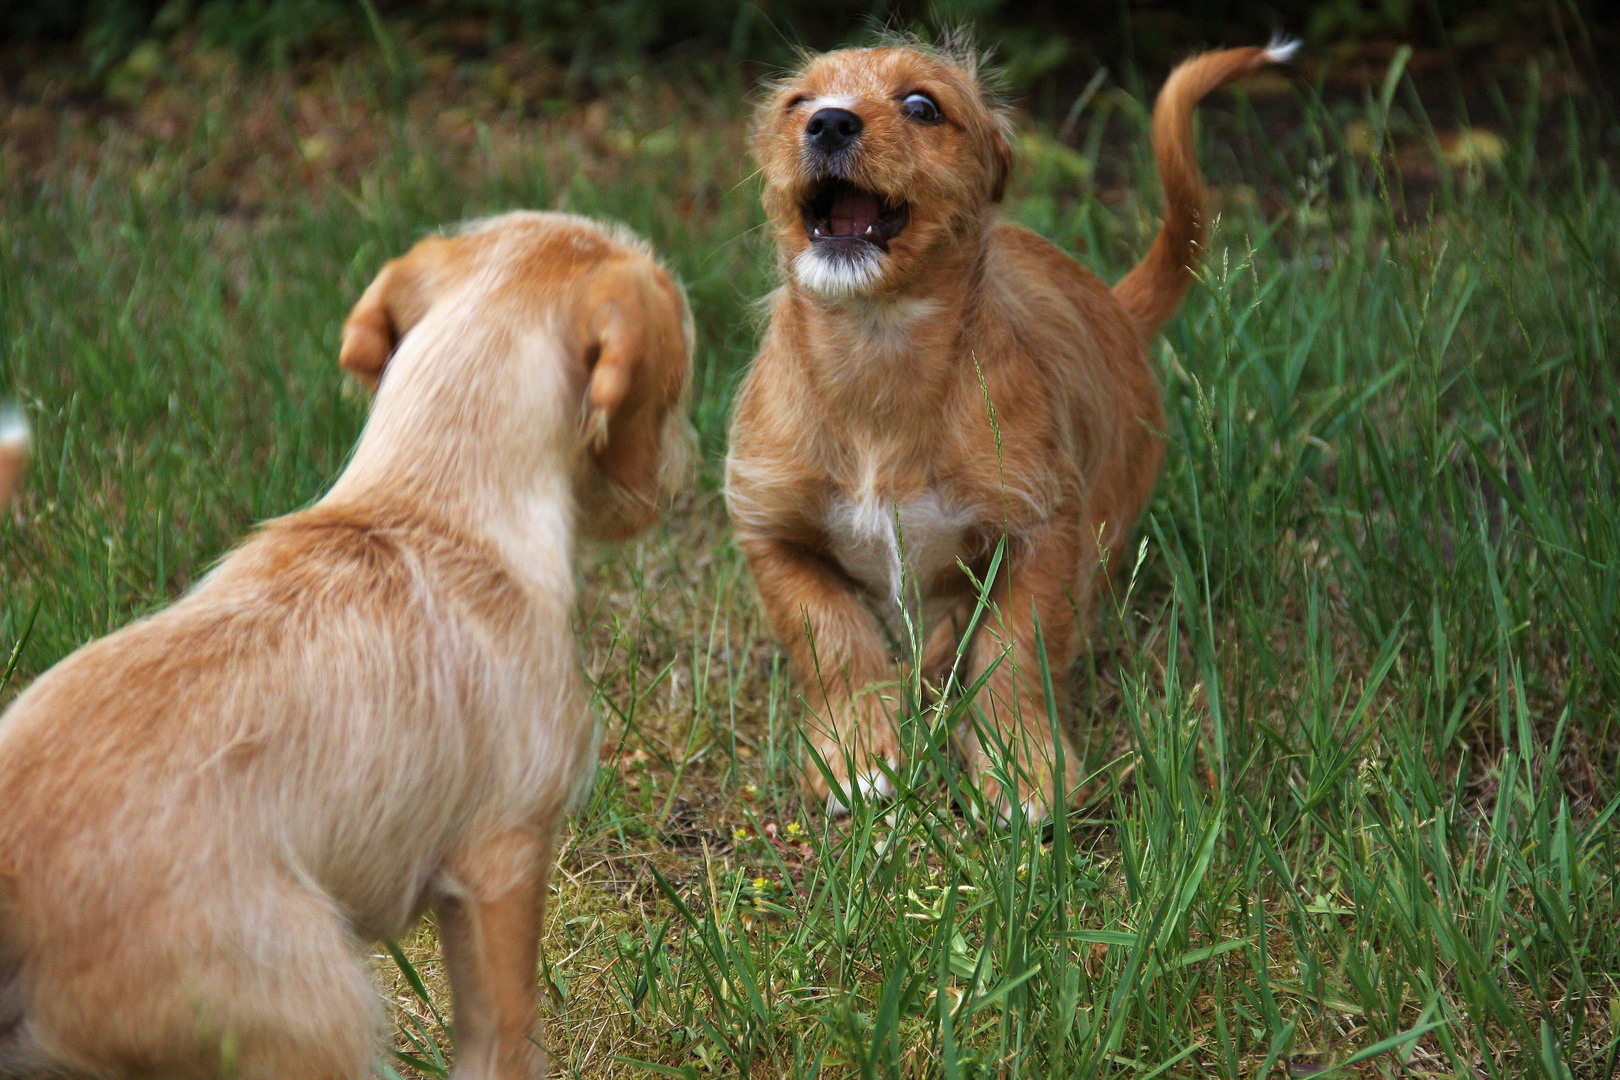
792;107;909;264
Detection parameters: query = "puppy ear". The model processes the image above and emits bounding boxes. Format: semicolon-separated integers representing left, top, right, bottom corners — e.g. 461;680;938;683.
581;268;692;511
338;237;451;393
584;315;639;456
338;261;400;392
988;127;1014;203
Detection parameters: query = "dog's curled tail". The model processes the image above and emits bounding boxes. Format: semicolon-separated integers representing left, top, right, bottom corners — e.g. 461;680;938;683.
0;407;27;512
1113;40;1297;339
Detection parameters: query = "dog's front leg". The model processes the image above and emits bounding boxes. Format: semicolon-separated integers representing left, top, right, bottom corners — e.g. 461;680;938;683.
959;524;1085;823
741;534;901;812
435;829;554;1080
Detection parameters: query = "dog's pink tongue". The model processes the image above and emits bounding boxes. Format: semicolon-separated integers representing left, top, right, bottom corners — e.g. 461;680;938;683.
828;189;881;237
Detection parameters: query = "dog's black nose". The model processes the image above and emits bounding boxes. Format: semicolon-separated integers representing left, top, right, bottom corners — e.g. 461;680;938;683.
806;108;862;154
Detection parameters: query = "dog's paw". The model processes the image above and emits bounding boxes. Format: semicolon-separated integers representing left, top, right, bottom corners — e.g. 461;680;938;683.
822;759;900;817
959;731;1080;828
800;698;902;816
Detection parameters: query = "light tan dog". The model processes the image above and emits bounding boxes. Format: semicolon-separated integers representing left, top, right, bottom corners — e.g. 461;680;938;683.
0;409;25;511
726;38;1294;819
0;212;692;1079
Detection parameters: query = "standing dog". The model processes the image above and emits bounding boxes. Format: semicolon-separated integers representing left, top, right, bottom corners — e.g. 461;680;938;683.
0;212;692;1079
726;39;1293;819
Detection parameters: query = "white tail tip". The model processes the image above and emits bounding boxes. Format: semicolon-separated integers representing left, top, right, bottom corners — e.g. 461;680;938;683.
0;406;26;449
584;406;610;453
1264;37;1301;64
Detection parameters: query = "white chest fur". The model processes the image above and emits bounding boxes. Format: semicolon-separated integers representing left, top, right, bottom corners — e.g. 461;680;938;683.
825;486;975;634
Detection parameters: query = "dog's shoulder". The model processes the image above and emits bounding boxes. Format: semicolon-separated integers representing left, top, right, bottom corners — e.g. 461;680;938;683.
229;502;537;629
728;330;816;440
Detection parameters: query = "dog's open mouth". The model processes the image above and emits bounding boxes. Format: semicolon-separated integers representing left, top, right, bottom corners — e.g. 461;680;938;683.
802;181;909;251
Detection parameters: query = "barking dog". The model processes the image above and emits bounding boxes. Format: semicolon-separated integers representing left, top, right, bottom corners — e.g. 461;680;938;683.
0;212;692;1079
726;38;1294;820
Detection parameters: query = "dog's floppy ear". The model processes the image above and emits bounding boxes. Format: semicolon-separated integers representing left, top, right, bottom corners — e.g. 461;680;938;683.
583;316;638;455
339;238;451;393
581;264;691;503
338;262;401;391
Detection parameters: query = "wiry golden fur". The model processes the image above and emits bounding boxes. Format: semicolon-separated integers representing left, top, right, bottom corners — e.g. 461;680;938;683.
0;211;693;1079
726;38;1293;819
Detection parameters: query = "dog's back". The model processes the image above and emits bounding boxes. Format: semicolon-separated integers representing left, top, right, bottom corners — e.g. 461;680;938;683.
0;511;555;1077
0;488;597;1066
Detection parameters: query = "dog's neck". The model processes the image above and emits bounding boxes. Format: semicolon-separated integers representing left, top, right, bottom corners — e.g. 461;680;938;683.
783;221;989;406
322;298;580;602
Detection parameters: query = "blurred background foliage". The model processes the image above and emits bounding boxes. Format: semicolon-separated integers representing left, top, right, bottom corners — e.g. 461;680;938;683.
2;0;1615;109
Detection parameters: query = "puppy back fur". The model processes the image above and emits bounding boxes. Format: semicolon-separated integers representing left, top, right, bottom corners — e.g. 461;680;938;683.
0;504;568;1074
0;211;692;1078
1114;41;1299;337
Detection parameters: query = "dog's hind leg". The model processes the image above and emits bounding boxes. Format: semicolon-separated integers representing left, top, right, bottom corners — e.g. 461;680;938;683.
958;521;1086;824
162;883;380;1080
14;882;377;1080
227;918;379;1080
433;829;555;1080
919;597;973;695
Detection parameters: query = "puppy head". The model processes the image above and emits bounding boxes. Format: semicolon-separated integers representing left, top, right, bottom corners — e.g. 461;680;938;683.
753;36;1013;300
339;213;693;542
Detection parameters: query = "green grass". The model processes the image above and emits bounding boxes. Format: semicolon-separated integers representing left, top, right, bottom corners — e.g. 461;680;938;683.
2;41;1617;1079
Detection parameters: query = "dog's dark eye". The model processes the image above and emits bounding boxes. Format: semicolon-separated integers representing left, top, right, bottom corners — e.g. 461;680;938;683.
901;92;942;124
786;94;808;111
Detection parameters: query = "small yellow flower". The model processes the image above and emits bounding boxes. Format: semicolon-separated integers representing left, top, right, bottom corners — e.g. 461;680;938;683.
753;877;769;891
733;828;749;842
785;822;803;838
